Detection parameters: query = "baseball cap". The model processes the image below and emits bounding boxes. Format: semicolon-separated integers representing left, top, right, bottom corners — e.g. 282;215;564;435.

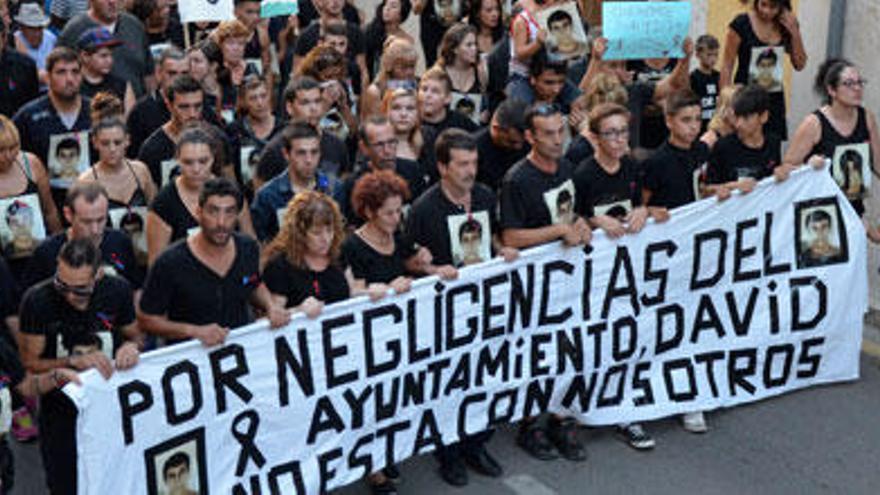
77;27;123;52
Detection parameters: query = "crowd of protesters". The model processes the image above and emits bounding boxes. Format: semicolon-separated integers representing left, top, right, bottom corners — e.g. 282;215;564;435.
0;0;877;493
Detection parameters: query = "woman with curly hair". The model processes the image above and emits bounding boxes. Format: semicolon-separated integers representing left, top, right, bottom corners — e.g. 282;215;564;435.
382;88;422;161
361;36;419;117
263;191;349;317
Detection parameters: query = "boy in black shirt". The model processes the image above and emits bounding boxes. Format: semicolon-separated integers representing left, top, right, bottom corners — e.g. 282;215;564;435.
19;238;141;494
706;85;781;195
138;178;288;347
419;67;480;183
643;90;711;210
690;35;721;133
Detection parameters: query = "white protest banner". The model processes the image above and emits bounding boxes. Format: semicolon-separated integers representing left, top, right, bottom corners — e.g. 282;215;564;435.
261;0;298;18
70;168;866;494
178;0;234;24
603;1;691;60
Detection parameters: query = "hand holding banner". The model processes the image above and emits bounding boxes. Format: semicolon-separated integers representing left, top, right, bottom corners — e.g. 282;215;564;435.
602;1;692;60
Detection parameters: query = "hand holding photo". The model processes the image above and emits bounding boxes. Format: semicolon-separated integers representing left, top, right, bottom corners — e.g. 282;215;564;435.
536;2;588;61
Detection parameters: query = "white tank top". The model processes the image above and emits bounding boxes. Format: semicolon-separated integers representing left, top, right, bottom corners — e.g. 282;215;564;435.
509;9;541;77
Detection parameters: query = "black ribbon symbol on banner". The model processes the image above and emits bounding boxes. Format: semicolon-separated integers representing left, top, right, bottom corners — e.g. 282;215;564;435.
232;409;266;477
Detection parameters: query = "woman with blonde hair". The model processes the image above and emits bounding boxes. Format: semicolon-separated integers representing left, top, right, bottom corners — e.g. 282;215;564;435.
0;114;61;262
263;191;349;317
361;36;419;117
382;88;422;160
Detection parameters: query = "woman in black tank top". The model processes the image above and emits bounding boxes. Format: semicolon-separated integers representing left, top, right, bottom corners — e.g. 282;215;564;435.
783;59;880;219
436;23;488;124
0;116;62;235
80;118;157;210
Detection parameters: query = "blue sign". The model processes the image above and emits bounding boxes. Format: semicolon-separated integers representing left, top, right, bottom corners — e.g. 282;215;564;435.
603;1;692;60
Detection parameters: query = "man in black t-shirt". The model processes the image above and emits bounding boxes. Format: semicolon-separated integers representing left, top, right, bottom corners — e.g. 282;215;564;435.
406;129;517;487
139;178;289;347
335;116;427;227
19;238;141;495
138;75;233;189
127;47;190;157
25;182;142;290
499;103;591;463
475;98;529;192
255;77;350;186
706;85;781;195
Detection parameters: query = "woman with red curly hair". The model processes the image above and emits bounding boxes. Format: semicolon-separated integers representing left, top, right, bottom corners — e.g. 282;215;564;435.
263;191;348;318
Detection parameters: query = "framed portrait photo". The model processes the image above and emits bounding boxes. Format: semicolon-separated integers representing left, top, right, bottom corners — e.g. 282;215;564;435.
794;196;849;269
145;428;209;495
537;1;588;61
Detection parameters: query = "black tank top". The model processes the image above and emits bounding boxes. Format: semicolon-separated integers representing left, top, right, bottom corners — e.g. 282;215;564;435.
91;160;148;209
809;106;872;215
730;13;789;139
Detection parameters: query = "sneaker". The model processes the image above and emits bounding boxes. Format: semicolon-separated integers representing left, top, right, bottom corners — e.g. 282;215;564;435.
547;418;587;461
516;424;558;461
682;412;708;434
438;456;468;487
11;407;38;442
617;423;655;451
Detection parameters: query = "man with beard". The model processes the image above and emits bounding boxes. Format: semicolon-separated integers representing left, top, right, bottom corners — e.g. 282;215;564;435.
13;47;91;178
138;178;289;347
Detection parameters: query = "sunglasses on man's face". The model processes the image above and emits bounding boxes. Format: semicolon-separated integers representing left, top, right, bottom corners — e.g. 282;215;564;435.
53;275;95;297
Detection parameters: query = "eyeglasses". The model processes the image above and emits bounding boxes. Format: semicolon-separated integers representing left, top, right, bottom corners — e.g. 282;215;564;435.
598;127;630;140
841;78;868;89
53;275;95;297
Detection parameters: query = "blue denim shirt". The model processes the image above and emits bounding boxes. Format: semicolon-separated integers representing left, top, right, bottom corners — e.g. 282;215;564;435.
251;169;338;241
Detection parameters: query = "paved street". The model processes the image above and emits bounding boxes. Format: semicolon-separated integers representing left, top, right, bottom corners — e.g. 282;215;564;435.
11;327;880;495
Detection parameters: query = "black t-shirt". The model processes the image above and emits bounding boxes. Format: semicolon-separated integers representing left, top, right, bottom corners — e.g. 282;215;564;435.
335;159;427;227
256;130;350;183
263;255;350;308
643;141;710;209
475;127;528;192
20;275;134;412
573;156;644;219
127;92;170;159
294;21;364;61
499;158;578;230
24;230;143;290
707;133;781;184
139;234;261;344
809;107;872;216
12;95;92;165
80;74;128;101
405;183;498;267
690;69;721;132
421;111;481;184
149;181;199;244
137;127;177;187
341;233;416;284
